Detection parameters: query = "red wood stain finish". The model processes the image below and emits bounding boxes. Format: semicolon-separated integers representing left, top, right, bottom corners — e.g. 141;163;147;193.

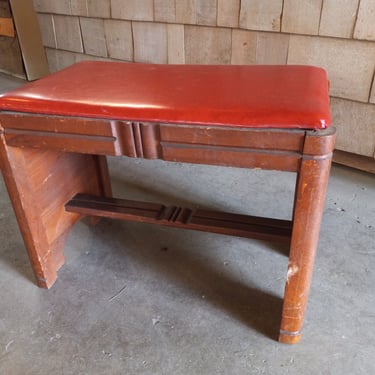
0;62;336;343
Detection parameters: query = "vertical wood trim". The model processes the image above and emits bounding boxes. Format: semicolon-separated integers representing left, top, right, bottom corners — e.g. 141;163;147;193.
9;0;49;80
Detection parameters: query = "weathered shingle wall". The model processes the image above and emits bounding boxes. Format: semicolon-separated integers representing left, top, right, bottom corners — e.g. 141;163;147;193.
33;0;375;158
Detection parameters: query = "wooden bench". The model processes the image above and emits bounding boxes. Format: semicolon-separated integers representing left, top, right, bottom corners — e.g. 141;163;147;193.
0;62;336;343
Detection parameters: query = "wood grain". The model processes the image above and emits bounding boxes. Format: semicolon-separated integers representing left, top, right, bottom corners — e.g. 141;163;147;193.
66;194;293;243
0;64;336;344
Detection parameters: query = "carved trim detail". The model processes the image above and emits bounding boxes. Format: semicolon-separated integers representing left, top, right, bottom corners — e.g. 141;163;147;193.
115;122;162;159
157;205;194;224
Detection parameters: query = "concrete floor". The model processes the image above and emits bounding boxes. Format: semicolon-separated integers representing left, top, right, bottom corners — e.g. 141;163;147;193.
0;73;374;374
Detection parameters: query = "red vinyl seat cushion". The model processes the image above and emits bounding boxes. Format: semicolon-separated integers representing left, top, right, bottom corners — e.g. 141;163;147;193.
0;61;331;129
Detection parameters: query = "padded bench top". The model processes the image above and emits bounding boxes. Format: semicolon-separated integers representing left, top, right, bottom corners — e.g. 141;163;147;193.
0;61;331;129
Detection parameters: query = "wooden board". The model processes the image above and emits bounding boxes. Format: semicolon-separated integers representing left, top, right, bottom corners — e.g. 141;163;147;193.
9;0;49;80
333;150;375;174
0;1;25;78
0;17;14;37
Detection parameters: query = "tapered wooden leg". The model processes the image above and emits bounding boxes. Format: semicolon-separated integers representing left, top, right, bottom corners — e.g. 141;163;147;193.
0;134;110;288
279;153;333;343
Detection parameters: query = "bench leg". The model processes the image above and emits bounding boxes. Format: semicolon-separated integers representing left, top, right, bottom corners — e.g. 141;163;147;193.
279;155;333;343
0;136;110;288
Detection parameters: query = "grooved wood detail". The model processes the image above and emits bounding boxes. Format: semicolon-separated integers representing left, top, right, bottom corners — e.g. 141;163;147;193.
1;114;338;169
65;194;293;243
0;114;305;169
116;122;162;159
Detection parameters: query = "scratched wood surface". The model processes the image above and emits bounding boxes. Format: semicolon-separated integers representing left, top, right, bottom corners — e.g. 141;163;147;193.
0;107;336;345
